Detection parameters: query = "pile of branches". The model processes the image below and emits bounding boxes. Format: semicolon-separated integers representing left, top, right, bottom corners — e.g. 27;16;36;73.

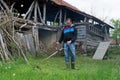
0;0;29;64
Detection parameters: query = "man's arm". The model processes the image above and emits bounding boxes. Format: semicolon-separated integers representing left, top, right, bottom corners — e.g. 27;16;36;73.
71;28;77;42
58;31;64;43
56;30;64;44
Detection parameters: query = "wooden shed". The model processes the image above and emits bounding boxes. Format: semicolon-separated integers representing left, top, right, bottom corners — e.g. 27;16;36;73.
1;0;114;54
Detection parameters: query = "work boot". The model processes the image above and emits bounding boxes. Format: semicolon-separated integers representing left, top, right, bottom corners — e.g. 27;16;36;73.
71;62;75;69
66;63;70;69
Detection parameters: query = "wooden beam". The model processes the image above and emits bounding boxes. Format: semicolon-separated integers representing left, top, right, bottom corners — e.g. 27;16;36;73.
32;24;40;56
54;10;60;23
104;26;109;41
43;3;46;24
37;2;44;23
33;0;40;56
34;0;38;22
64;10;67;23
59;9;62;26
24;1;35;19
84;17;87;22
27;2;34;19
92;20;94;24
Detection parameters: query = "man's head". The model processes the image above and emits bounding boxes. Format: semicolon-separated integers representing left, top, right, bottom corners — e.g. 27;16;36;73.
66;18;73;27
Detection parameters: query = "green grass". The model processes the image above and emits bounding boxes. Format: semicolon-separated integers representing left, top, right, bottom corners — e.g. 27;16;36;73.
0;55;120;80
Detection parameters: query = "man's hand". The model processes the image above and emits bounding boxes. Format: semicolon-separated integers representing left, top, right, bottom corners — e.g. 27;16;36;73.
67;40;72;44
56;42;60;45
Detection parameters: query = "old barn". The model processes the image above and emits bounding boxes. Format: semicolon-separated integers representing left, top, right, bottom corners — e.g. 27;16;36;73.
1;0;114;54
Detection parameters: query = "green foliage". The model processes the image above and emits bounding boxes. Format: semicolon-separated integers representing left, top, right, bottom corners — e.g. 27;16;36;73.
109;46;120;55
53;22;59;27
111;19;120;40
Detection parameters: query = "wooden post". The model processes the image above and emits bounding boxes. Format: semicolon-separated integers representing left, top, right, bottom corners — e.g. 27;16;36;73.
104;26;109;41
34;0;38;22
27;2;35;19
43;3;46;24
32;25;36;52
37;3;44;23
64;10;67;23
59;9;62;26
24;1;35;19
33;0;40;56
92;20;94;24
84;16;87;22
32;25;40;56
84;26;87;54
37;2;44;23
54;10;60;23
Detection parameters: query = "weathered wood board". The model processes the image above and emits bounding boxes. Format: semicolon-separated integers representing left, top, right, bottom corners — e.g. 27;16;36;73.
93;41;111;60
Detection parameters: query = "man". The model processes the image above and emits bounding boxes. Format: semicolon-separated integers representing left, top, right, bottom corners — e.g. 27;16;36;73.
56;18;77;69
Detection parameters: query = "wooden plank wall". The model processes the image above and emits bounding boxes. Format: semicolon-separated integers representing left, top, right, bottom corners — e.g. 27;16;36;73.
76;23;105;53
17;33;36;54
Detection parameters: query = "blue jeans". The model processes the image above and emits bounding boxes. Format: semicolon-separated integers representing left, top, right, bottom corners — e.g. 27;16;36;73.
64;43;76;62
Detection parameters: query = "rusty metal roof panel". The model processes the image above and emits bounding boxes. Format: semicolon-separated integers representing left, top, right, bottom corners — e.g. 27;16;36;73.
51;0;80;11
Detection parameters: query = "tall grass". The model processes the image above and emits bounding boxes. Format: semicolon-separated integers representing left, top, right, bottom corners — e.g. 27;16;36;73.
0;53;120;80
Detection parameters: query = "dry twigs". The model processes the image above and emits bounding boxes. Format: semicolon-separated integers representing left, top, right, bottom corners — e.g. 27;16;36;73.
0;0;29;64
